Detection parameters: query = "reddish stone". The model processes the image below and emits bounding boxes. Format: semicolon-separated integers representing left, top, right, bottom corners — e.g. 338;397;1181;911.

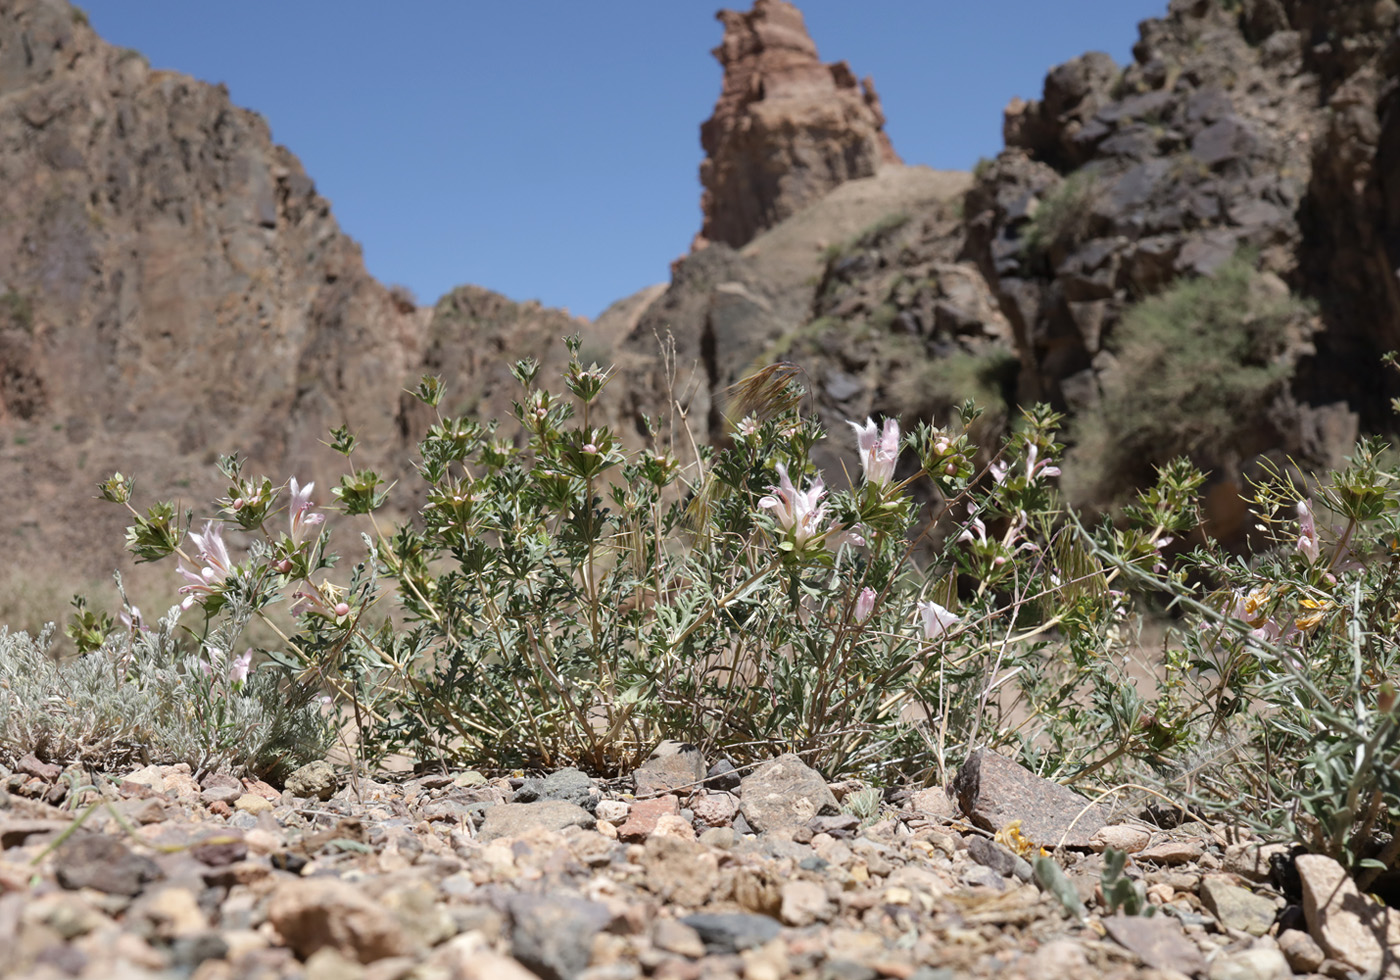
617;796;681;842
695;0;900;250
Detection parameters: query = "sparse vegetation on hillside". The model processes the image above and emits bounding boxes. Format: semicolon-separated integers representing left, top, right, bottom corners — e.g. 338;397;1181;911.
1065;252;1315;509
1022;170;1101;261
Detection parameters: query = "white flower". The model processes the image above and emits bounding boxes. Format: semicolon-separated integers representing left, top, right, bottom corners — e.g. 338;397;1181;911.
230;649;253;685
847;417;900;487
1026;444;1061;482
958;504;988;546
288;477;325;546
854;587;877;623
918;600;961;640
1296;500;1320;564
177;520;234;609
759;463;831;547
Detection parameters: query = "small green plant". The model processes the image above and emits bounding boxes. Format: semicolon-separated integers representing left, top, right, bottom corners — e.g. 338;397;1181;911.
1;289;33;333
1022;171;1101;260
69;5;89;26
1100;847;1154;915
1066;252;1315;509
821;211;911;264
892;347;1020;439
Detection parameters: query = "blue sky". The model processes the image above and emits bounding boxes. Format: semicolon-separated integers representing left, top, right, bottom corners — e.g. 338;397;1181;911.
84;2;1166;320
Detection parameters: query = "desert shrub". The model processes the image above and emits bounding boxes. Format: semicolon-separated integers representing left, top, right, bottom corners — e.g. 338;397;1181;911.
74;341;1192;787
11;335;1400;891
1097;437;1400;885
820;211;911;264
1022;171;1101;260
892;347;1019;441
1065;252;1315;509
0;592;331;779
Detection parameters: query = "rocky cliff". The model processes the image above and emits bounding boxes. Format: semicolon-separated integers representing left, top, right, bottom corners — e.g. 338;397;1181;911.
0;0;590;598
695;0;900;250
959;0;1400;523
8;0;1400;620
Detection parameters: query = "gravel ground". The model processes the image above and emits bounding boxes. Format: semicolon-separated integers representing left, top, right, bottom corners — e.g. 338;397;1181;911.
0;746;1389;980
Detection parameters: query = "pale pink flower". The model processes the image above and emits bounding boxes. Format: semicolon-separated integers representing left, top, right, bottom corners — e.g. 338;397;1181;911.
230;648;253;686
1026;444;1061;482
291;586;350;619
120;606;149;632
848;417;900;487
990;459;1010;485
759;463;831;548
828;524;867;550
918;600;961;640
854;587;877;623
177;520;234;609
288;477;325;546
1296;500;1320;564
958;504;989;547
736;416;759;437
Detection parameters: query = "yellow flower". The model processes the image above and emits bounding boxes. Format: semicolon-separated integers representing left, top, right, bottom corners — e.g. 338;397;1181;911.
994;819;1047;858
1295;597;1331;632
1242;588;1272;628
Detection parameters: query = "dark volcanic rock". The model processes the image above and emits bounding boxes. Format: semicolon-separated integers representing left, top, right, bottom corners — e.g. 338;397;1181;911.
55;834;161;896
952;747;1106;849
508;894;610;980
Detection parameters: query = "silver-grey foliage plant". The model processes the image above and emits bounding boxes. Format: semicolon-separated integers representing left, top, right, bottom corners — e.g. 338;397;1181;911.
0;594;331;779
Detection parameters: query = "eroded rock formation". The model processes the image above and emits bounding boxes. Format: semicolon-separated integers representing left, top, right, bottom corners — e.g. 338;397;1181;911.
695;0;900;250
0;0;586;589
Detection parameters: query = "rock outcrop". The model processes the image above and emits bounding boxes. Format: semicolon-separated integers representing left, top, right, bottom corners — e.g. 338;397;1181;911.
0;0;584;595
695;0;900;250
960;0;1395;520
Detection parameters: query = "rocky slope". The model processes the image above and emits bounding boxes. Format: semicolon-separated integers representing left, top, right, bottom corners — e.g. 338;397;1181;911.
959;0;1400;519
0;0;599;602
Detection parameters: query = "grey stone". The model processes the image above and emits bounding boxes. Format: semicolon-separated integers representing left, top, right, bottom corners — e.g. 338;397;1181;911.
951;748;1106;849
824;370;863;402
476;801;596;842
1192;116;1258;167
512;768;594;811
821;959;878;980
738;754;839;834
268;877;410;964
705;759;740;792
634;743;706;799
966;835;1020;878
285;761;338;802
1200;877;1277;937
1102;913;1207;975
1276;928;1325;973
55;834;162;896
1206;946;1290;980
680;912;781;953
508;894;609;980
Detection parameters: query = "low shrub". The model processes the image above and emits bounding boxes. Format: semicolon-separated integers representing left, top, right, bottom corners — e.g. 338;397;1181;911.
1022;170;1101;261
0;584;331;779
1065;251;1315;509
67;342;1187;787
9;335;1400;896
